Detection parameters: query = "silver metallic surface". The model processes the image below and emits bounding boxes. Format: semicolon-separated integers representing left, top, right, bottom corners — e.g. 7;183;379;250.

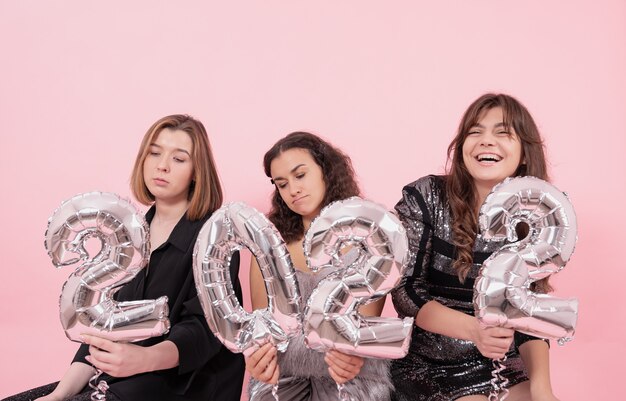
45;192;170;343
474;176;579;343
193;202;302;355
303;197;413;359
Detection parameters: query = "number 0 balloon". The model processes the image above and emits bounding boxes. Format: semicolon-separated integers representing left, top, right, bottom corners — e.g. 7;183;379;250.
193;202;302;355
473;177;579;344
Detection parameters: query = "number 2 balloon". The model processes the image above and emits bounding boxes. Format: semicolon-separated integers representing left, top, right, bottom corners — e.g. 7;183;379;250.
473;177;579;344
45;192;170;343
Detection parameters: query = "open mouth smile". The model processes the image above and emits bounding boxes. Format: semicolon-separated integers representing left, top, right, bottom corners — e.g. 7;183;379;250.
475;153;502;163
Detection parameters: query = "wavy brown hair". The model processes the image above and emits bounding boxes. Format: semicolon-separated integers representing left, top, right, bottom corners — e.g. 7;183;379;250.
131;114;224;221
445;93;552;293
263;132;361;243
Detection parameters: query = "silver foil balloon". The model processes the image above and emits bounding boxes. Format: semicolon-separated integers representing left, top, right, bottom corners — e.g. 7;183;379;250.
303;197;414;359
193;202;302;356
45;192;170;343
473;176;579;343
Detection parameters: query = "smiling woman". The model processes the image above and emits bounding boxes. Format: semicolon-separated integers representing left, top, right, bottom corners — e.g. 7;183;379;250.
390;94;558;401
461;107;523;199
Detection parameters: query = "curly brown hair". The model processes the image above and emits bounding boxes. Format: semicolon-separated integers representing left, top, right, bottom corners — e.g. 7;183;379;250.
263;132;361;243
445;93;552;293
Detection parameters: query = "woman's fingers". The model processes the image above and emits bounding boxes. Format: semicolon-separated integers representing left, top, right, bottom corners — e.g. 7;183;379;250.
328;366;346;384
245;343;279;384
484;327;514;352
82;334;120;366
246;343;276;371
256;355;279;384
81;334;116;352
473;322;515;359
325;350;364;383
487;326;515;339
266;357;280;385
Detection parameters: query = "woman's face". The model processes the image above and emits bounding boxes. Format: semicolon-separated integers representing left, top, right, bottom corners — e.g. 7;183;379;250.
270;148;326;221
143;128;195;204
462;106;523;193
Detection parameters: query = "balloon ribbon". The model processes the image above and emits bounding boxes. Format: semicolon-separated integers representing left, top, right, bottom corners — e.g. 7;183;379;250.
89;368;109;401
488;356;509;401
337;382;357;401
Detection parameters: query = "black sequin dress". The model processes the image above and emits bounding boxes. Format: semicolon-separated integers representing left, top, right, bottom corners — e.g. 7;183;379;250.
391;175;536;401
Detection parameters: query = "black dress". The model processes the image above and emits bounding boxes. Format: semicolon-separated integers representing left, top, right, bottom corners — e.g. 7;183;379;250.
3;207;245;401
390;176;538;401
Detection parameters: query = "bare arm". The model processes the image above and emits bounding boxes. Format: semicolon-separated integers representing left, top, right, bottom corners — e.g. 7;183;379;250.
518;339;559;401
415;300;474;339
35;362;95;401
359;297;385;317
249;256;269;310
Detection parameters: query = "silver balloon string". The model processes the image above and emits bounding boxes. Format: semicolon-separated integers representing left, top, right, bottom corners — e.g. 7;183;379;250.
89;368;108;401
557;336;572;346
336;382;356;401
271;383;279;401
487;357;509;401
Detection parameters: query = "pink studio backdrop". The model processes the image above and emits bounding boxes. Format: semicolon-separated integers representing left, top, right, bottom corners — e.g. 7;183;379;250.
1;1;624;399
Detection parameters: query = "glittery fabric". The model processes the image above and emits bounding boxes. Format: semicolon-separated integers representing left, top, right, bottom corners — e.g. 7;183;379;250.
1;382;122;401
390;175;535;401
249;269;393;401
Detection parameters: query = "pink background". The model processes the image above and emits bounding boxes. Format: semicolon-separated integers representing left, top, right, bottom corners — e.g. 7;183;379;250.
1;1;624;399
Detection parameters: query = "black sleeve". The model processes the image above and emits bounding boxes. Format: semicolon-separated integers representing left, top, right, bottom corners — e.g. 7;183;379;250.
167;251;241;375
391;180;435;318
71;343;90;365
515;331;550;352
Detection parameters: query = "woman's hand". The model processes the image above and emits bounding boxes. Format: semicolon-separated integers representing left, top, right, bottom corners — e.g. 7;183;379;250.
82;334;152;378
469;318;514;360
245;343;280;384
324;350;364;384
